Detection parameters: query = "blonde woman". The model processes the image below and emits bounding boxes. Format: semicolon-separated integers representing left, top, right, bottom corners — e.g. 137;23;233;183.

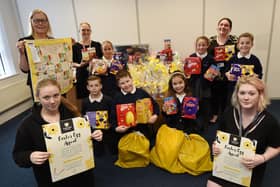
207;76;280;187
16;9;53;99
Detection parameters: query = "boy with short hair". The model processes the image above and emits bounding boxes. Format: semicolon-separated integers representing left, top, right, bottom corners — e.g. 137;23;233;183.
82;75;116;155
225;32;263;103
111;69;160;140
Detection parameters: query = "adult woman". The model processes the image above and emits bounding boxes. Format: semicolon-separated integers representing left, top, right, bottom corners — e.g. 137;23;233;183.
208;17;238;123
207;76;280;187
72;22;103;101
13;79;102;187
16;9;53;99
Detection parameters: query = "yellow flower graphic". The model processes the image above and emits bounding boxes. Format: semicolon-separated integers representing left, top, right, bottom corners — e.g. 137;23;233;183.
217;131;228;143
75;118;85;128
44;124;59;136
242;140;256;151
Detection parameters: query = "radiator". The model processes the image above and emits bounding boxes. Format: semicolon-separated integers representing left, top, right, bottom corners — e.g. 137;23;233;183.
0;79;31;113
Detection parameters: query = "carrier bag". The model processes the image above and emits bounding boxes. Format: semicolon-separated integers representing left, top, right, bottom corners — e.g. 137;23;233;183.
115;131;150;168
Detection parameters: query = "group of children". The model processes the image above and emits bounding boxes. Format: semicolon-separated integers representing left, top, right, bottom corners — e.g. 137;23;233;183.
76;30;263;161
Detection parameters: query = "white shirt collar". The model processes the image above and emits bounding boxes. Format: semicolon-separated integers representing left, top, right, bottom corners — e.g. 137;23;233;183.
176;93;186;103
102;56;114;67
89;93;103;103
121;86;136;95
237;52;251;59
196;52;207;59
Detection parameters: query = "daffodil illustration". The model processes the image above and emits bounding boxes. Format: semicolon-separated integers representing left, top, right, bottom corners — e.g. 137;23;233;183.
217;131;228;143
48;124;59;135
242;140;256;151
75;118;85;128
43;124;59;138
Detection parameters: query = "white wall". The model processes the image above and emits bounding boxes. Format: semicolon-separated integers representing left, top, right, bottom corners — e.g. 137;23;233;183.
138;0;203;57
74;0;139;45
267;0;280;99
16;0;77;38
1;0;280;123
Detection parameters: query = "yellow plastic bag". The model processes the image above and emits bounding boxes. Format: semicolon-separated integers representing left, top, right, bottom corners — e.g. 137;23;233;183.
150;125;187;173
115;131;150;168
178;134;213;175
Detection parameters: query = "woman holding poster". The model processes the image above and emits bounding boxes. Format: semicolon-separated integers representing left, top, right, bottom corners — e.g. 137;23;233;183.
207;76;280;187
13;79;102;187
16;9;53;100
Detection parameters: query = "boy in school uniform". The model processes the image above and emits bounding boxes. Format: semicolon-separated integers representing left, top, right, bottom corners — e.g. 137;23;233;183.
111;69;160;141
225;32;263;103
81;75;117;155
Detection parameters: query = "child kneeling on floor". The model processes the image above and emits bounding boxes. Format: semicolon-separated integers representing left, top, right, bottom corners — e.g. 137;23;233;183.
111;69;160;168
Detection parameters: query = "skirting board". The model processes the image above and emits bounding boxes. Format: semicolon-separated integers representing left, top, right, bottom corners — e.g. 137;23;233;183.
0;99;32;125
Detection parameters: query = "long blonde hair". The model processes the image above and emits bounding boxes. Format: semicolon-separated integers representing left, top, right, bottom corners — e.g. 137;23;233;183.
231;76;270;112
28;9;53;36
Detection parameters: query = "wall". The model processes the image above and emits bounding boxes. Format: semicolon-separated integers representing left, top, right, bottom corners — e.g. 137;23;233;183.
267;0;280;99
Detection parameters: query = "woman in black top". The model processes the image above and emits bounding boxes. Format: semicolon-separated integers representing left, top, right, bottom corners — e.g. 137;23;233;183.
208;17;238;123
207;76;280;187
72;22;103;100
16;9;53;99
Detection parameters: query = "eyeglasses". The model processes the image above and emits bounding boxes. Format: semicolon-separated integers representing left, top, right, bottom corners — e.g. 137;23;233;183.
32;19;48;24
81;29;91;32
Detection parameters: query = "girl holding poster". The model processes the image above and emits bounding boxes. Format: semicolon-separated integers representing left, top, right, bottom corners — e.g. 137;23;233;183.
207;76;280;187
13;79;102;187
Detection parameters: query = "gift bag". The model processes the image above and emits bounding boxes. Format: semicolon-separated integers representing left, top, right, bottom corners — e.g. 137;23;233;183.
178;134;212;175
150;125;187;173
115;131;150;168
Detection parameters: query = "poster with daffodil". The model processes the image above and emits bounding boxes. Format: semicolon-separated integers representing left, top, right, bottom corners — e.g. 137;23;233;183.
42;117;94;182
213;130;257;187
25;38;73;102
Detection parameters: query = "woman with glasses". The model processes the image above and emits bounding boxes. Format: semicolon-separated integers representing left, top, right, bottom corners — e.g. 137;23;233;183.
16;9;53;100
72;22;103;110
